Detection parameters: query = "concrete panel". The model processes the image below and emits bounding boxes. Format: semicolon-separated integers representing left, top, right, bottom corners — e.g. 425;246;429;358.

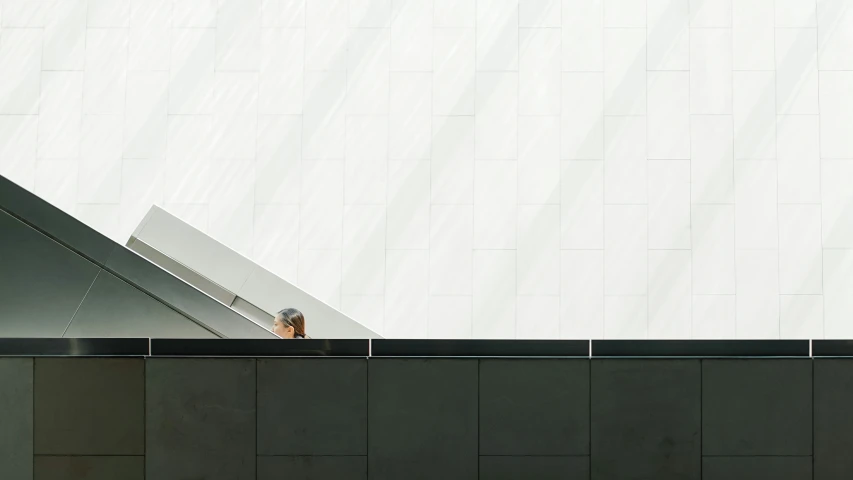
66;271;216;338
34;456;143;480
368;359;478;480
479;359;589;455
479;456;590;480
34;359;144;455
146;359;255;480
815;359;853;479
0;210;100;337
258;359;367;455
703;456;811;480
591;360;701;480
257;456;367;480
702;359;812;456
0;358;33;480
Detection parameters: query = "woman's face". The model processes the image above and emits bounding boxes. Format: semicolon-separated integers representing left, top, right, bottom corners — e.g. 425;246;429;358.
273;318;294;338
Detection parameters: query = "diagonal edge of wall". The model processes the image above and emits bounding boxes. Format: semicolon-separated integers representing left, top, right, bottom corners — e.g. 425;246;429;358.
0;175;275;339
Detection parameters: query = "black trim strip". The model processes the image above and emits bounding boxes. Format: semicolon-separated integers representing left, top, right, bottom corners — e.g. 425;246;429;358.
149;339;369;357
0;338;834;358
812;340;853;357
370;339;589;357
0;338;149;356
592;340;810;357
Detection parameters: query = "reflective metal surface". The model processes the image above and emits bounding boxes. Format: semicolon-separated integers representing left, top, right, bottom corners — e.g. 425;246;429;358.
592;340;811;357
149;339;369;357
128;239;236;306
0;175;116;266
66;272;218;339
1;174;273;340
128;206;382;339
105;247;277;339
131;206;382;339
0;338;149;356
230;297;273;328
129;206;255;293
371;339;590;357
0;211;101;337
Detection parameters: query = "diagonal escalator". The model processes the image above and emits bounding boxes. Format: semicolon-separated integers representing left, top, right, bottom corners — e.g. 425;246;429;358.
127;205;382;339
0;174;276;339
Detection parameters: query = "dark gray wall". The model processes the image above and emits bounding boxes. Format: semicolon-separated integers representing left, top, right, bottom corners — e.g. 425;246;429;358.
0;357;839;480
815;359;853;479
592;359;700;479
146;359;256;480
0;358;33;479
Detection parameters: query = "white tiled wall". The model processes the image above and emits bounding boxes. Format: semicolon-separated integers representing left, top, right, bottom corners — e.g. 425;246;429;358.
1;0;851;339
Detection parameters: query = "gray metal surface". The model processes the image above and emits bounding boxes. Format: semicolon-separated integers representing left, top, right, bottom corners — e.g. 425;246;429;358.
127;238;236;306
0;174;276;339
0;174;116;266
129;206;255;293
129;205;382;339
66;272;217;338
0;210;100;337
230;296;273;328
106;247;276;339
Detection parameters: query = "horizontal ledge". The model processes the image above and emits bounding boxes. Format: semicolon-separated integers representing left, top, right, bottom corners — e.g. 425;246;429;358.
701;455;813;458
33;454;145;458
371;340;589;357
0;339;848;358
149;339;369;357
256;455;368;458
591;340;810;357
478;455;591;458
812;340;853;357
0;338;149;356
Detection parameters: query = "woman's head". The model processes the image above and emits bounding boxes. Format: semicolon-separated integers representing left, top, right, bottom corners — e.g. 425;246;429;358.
273;308;306;338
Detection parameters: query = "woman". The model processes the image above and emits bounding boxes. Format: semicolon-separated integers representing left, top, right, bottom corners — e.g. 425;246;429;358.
272;308;307;338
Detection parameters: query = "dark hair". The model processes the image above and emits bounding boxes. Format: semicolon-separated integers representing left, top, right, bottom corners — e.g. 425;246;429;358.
276;308;306;338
